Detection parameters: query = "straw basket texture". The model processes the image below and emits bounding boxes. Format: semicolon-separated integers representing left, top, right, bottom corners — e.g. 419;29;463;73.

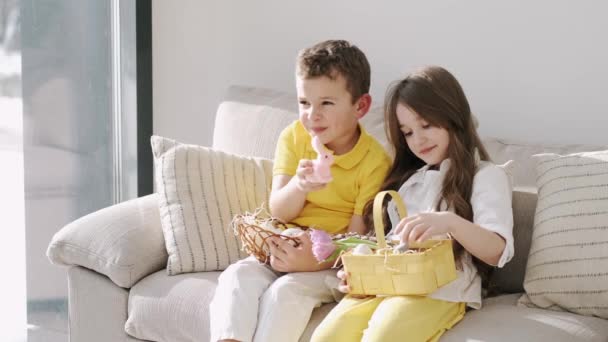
232;211;300;263
342;190;457;295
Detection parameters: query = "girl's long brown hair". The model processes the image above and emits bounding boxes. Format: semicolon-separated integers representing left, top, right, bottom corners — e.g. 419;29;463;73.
363;66;494;287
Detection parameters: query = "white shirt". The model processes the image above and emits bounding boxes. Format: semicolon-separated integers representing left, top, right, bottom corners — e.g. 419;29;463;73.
387;159;514;309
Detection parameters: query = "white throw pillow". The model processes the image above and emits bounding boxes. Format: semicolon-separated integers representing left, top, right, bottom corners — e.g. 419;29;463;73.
151;136;273;275
518;150;608;318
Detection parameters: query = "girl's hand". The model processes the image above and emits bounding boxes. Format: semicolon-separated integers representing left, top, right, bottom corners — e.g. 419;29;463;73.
294;159;326;193
393;211;456;245
337;268;372;299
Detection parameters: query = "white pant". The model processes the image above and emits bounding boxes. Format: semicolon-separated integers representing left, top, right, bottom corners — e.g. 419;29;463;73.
209;257;341;342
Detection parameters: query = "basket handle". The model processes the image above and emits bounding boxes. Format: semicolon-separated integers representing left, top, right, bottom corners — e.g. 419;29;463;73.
373;190;407;249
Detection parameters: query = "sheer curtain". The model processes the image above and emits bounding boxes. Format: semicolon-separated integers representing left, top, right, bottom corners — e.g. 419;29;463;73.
0;1;140;340
0;1;25;339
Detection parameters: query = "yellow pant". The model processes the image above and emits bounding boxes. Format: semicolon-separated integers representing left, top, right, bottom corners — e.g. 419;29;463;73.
310;295;466;342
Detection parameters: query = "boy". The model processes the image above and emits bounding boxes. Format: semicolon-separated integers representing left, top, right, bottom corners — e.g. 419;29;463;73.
209;40;390;342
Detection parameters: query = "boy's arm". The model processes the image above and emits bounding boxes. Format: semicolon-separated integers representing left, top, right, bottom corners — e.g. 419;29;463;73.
269;175;307;223
269;161;326;223
270;122;327;223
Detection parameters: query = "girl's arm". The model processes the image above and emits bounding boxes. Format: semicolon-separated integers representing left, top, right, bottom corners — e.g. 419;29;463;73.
448;214;506;266
395;212;505;266
347;214;367;235
455;163;513;266
396;164;514;267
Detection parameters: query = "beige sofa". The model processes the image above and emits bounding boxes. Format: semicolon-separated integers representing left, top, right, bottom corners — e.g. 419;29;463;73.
47;85;608;341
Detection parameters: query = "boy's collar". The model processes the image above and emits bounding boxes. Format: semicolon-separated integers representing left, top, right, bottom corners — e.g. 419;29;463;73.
333;124;372;170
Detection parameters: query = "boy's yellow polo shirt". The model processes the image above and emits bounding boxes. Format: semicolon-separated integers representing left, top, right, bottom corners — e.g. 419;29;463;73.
273;120;391;234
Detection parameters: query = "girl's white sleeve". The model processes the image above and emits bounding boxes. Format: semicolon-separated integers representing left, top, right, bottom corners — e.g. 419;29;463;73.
387;201;399;234
471;162;515;268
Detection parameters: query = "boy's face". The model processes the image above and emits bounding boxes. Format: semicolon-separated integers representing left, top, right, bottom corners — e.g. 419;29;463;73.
296;74;369;153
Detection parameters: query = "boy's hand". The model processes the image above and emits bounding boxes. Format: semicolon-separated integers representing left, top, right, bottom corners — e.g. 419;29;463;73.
268;232;322;272
294;159;327;193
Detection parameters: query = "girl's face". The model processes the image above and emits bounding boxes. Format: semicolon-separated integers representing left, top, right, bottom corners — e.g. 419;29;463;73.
395;103;450;166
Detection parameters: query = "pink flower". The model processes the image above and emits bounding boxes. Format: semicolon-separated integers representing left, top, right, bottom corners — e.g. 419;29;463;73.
309;229;378;262
310;229;336;261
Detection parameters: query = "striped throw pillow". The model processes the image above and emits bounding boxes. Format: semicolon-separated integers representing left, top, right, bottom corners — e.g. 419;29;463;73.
518;150;608;318
151;136;273;275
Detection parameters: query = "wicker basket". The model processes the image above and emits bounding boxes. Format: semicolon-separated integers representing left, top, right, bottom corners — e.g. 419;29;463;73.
341;190;457;296
232;211;300;263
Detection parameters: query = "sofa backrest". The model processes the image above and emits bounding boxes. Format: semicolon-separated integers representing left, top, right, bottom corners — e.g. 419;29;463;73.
212;85;608;294
213;85;298;159
490;189;536;293
212;85;389;160
483;138;608;190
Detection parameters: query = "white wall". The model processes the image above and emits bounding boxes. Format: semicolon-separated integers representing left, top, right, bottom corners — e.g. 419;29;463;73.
153;1;608;147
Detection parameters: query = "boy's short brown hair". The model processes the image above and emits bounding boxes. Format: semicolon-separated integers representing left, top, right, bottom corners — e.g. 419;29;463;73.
296;40;370;103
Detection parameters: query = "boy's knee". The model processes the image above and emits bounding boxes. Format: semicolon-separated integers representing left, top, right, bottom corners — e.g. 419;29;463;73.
218;262;247;282
262;274;296;301
217;260;269;285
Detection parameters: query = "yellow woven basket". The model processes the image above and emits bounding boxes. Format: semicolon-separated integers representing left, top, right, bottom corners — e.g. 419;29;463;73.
341;190;457;296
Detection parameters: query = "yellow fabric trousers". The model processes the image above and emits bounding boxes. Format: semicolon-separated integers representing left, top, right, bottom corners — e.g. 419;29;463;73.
310;295;466;342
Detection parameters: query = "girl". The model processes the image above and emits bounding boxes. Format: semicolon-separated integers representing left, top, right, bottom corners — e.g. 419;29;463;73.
310;66;514;342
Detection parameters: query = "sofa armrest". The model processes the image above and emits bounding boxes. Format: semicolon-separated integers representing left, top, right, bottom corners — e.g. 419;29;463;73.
47;194;168;288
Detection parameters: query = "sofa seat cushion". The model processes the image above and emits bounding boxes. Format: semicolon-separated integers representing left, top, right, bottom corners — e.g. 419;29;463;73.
125;270;336;342
442;294;608;342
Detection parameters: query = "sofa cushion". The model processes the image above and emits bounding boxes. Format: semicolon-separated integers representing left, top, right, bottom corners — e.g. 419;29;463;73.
47;194;167;288
152;136;273;275
442;293;608;342
518;150;608;318
483;137;608;189
126;270;335;342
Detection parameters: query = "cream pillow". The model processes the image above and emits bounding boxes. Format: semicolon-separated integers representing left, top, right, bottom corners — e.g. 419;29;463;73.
151;136;273;275
518;150;608;318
